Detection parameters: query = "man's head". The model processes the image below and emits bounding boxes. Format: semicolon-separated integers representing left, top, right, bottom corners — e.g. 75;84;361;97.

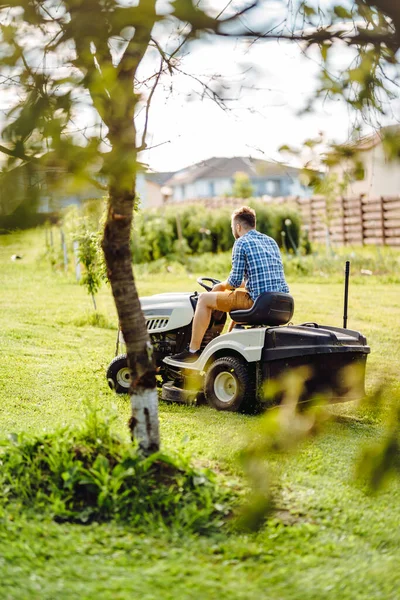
231;206;256;240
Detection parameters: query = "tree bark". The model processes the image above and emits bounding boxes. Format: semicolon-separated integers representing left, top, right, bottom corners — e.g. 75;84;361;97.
369;0;400;45
102;184;159;455
95;1;159;455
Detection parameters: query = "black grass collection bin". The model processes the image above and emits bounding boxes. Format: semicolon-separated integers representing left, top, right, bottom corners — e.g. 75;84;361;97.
260;324;370;403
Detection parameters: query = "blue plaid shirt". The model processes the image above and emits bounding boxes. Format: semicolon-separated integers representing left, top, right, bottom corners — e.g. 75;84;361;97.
227;229;289;301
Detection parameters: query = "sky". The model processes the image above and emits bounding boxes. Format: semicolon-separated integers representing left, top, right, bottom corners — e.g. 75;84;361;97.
138;37;353;172
138;33;398;173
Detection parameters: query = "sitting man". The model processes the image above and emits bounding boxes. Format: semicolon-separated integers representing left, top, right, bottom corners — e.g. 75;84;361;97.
171;205;289;363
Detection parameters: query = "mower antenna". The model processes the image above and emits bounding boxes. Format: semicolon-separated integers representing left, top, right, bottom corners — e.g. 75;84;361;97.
343;261;350;329
115;325;121;357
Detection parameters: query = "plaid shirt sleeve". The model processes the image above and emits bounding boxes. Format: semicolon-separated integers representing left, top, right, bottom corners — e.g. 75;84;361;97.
227;240;245;288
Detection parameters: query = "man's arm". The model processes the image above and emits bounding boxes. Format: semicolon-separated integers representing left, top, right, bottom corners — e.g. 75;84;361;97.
212;242;245;292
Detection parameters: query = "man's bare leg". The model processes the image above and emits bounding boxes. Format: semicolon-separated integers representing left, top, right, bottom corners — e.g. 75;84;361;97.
189;292;218;351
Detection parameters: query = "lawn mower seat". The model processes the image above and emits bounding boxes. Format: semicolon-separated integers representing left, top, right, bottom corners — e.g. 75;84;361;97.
230;292;294;326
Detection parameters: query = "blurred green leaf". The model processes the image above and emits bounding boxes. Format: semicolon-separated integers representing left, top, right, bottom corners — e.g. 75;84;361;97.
333;5;352;19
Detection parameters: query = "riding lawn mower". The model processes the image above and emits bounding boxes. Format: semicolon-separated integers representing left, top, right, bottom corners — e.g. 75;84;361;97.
106;264;370;412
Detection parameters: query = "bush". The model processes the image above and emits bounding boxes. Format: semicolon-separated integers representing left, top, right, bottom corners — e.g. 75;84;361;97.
0;409;235;533
132;212;175;262
232;172;254;199
0;163;43;232
132;202;302;263
186;252;232;277
247;200;301;252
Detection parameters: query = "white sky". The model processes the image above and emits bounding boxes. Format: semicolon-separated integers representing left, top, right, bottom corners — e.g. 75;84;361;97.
138;34;396;172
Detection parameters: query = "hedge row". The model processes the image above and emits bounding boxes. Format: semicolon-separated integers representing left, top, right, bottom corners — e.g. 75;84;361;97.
131;201;302;263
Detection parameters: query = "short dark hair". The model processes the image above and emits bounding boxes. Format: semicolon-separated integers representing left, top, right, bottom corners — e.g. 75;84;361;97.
232;206;256;229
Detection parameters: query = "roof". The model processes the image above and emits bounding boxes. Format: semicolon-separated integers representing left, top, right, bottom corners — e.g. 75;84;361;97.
348;125;400;152
144;171;174;186
165;156;302;186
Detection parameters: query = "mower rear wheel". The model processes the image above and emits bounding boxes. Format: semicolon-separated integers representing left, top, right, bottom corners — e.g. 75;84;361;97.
204;356;255;412
107;354;131;394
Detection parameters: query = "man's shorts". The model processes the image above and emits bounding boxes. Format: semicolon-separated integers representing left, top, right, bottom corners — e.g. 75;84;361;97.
215;289;253;313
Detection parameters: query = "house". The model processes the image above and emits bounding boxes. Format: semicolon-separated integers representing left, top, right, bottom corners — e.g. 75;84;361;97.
138;171;174;208
36;169;105;214
38;170;174;212
164;156;310;202
331;126;400;197
37;170;171;212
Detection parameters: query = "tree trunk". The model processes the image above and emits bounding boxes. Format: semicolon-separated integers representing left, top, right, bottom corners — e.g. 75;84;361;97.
370;1;400;46
102;184;160;455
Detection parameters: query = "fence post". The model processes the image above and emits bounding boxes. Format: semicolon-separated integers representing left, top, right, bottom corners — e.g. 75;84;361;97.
60;228;68;271
360;195;365;246
341;196;346;246
380;196;386;246
73;240;81;282
308;198;313;243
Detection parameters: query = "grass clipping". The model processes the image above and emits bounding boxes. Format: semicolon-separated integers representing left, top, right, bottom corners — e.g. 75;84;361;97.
0;410;234;534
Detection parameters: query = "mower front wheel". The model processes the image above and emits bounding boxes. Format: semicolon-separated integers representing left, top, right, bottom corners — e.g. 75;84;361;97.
204;356;255;413
107;354;131;394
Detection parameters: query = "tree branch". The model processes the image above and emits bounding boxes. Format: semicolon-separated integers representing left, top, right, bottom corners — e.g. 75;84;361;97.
117;0;157;81
368;0;400;37
138;58;164;152
0;143;35;162
217;25;399;50
72;42;112;128
218;1;258;25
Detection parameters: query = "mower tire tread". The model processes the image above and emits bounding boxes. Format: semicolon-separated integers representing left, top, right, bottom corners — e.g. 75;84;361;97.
204;355;255;413
106;354;130;394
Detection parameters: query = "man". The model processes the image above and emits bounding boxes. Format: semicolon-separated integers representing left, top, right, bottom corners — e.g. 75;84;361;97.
171;205;289;362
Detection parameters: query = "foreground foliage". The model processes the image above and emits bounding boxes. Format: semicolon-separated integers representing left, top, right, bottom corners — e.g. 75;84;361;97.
0;409;234;533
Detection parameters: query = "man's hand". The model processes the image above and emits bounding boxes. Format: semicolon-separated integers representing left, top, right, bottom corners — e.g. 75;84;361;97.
212;282;229;292
212;279;245;292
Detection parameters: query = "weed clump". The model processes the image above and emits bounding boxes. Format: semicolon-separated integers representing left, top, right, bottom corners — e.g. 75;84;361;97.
73;311;114;329
0;412;235;534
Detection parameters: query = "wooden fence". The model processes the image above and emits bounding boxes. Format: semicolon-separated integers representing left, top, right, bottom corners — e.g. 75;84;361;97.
297;195;400;247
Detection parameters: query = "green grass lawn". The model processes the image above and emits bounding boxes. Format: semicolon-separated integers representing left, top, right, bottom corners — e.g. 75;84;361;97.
1;228;400;600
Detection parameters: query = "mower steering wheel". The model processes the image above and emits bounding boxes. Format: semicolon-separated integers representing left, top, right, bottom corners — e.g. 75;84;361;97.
197;277;221;292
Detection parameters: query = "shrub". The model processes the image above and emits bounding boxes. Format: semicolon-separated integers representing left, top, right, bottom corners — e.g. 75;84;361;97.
247;200;275;238
0;409;235;533
74;222;103;310
132;202;302;263
81;198;107;230
232;172;254;199
132;211;175;262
